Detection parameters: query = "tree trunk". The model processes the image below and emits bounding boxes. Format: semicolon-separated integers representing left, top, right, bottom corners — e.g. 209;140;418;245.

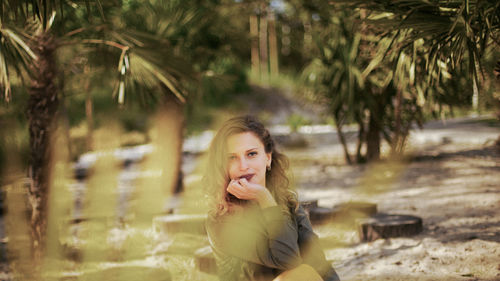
84;65;94;151
472;72;479;113
159;93;185;210
391;89;402;156
334;115;352;165
268;11;279;77
26;32;58;262
250;14;260;80
494;59;500;151
258;5;268;82
355;114;366;163
366;112;381;161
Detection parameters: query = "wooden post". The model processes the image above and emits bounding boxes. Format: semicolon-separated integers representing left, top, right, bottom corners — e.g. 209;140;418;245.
250;14;260;81
84;65;93;151
259;5;268;82
268;11;279;77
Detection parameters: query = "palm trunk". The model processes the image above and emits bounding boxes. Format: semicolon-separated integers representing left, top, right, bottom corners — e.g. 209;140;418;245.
268;11;279;77
250;14;260;80
366;112;381;161
494;60;500;150
27;32;58;261
84;65;94;151
160;93;184;202
391;89;402;156
334;114;352;165
355;114;366;163
472;73;479;113
259;5;268;82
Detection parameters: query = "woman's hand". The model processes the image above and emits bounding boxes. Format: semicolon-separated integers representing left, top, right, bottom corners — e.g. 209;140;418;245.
227;178;277;208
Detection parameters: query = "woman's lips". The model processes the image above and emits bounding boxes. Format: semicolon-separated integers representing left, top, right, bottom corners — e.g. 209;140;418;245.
239;174;254;181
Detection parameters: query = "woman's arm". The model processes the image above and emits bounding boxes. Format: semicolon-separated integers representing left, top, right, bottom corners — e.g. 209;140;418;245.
206;205;302;270
295;206;341;281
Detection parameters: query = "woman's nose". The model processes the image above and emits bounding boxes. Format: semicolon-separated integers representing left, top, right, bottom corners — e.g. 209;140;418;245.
238;158;248;170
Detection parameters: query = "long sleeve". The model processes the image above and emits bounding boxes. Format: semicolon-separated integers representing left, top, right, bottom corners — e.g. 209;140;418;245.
206;205;302;271
295;206;340;281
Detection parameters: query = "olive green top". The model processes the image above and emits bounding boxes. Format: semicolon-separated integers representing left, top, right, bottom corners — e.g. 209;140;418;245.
206;204;340;281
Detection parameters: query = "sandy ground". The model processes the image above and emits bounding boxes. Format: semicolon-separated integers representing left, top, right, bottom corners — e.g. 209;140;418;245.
0;116;498;281
288;116;500;281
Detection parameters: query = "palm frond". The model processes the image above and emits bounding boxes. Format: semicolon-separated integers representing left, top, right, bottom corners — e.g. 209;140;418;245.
127;50;186;103
0;0;103;29
333;0;499;86
0;24;37;102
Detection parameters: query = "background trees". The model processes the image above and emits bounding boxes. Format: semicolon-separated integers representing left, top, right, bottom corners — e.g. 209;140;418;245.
299;0;499;163
0;0;498;278
0;0;214;262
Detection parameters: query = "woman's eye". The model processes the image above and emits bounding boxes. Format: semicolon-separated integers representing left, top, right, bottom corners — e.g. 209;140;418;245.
228;155;237;161
248;151;257;157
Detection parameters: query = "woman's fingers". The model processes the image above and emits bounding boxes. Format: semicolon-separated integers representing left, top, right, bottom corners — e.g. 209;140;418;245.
227;178;277;207
227;179;257;200
227;180;247;199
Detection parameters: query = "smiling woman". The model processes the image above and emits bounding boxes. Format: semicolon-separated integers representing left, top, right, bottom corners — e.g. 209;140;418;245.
204;115;340;281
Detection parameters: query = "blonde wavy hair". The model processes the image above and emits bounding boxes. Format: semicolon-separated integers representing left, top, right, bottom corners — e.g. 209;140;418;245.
204;115;298;217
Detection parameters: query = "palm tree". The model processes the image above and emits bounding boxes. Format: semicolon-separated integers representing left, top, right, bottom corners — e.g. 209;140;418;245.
302;0;499;162
303;8;425;162
330;0;500;111
0;0;194;262
303;9;366;163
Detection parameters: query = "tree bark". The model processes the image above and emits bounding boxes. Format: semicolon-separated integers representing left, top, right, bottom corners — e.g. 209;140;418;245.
334;114;352;165
27;32;58;262
84;65;94;151
355;114;366;163
268;11;279;77
258;5;268;82
159;93;185;202
472;72;479;113
366;112;381;161
494;60;500;151
392;89;402;156
250;14;260;80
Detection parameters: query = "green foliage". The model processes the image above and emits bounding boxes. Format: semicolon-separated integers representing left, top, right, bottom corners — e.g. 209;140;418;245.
287;113;311;132
297;0;499;161
331;0;500;95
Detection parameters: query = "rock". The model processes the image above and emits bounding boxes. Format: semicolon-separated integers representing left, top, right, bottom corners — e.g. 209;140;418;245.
357;213;423;242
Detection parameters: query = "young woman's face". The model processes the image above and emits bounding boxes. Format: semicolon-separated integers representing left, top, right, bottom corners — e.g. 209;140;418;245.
226;132;272;187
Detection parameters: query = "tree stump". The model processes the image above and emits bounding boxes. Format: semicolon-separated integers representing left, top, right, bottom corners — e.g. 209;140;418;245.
308;207;336;225
358;213;423;242
195;246;217;274
299;199;318;213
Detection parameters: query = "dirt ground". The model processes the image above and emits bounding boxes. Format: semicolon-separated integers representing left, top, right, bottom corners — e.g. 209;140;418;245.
288;116;500;281
0;115;498;281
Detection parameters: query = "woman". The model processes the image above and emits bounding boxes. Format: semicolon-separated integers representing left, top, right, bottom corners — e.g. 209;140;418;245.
204;115;340;281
